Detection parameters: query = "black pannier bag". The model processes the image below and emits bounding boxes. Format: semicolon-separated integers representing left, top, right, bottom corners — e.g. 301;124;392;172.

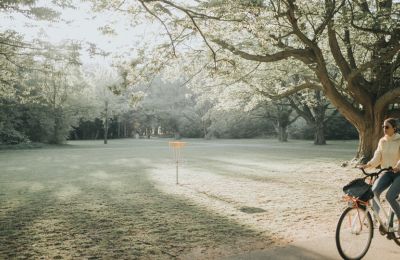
343;178;374;202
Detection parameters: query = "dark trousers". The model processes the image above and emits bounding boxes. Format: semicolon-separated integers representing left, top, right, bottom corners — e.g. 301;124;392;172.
372;171;400;219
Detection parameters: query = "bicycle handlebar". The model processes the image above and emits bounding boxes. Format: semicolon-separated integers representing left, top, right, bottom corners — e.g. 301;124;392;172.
359;167;392;177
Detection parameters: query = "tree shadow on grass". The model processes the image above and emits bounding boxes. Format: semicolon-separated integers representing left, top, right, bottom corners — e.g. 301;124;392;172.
59;166;284;259
0;189;59;259
222;244;338;260
0;165;284;259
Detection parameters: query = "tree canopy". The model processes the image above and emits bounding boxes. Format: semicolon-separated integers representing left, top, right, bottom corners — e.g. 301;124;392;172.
92;0;399;160
2;0;397;157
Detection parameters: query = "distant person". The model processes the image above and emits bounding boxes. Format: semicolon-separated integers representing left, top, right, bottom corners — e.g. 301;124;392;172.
360;118;400;234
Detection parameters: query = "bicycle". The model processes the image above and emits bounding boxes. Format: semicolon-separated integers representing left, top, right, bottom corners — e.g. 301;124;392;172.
335;167;400;260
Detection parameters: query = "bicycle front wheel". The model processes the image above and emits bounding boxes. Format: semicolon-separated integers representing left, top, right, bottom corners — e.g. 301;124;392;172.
336;207;373;260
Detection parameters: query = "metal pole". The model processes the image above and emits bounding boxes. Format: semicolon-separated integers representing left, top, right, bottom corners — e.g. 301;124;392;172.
176;160;179;184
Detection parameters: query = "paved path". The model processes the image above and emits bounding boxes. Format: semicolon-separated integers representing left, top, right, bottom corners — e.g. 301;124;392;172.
225;235;400;260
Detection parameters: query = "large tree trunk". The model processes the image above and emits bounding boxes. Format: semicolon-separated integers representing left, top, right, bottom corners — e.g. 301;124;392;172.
313;91;326;145
278;125;288;142
354;116;383;163
323;98;384;162
104;100;108;145
174;131;180;140
272;103;293;142
147;128;151;139
53;111;59;144
51;79;60;144
117;117;121;138
321;77;385;162
288;90;327;145
314;124;326;145
202;120;207;138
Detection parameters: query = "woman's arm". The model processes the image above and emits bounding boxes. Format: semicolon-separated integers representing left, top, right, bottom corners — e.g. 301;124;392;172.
394;143;400;172
394;162;400;172
365;139;383;168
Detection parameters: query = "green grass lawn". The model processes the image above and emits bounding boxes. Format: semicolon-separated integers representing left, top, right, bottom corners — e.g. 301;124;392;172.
0;138;358;259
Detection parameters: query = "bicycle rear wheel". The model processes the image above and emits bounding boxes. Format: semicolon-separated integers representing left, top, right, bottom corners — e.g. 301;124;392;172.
336;207;373;260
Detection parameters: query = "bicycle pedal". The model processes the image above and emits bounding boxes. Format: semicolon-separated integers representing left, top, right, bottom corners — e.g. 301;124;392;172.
379;225;387;235
386;233;395;240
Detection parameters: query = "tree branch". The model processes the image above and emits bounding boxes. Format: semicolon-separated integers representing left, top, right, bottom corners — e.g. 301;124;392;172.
186;11;217;68
343;27;357;69
287;96;315;124
327;22;370;106
289;114;301;125
285;0;316;47
347;44;400;82
348;0;392;34
157;0;244;22
139;0;176;56
211;38;315;64
323;108;340;123
179;59;213;88
312;0;345;41
208;62;261;89
251;81;323;100
375;87;400;114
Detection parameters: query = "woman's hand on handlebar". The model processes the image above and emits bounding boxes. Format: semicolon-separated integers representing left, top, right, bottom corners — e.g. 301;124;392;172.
358;164;370;169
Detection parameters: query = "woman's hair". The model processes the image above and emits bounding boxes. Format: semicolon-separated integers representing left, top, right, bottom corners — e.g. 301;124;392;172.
384;118;398;131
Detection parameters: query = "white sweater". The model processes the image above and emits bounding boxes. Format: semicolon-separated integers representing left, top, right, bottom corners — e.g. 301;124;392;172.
368;133;400;169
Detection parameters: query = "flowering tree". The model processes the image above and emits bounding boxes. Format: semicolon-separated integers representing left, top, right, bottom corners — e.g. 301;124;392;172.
82;64;126;144
90;0;400;161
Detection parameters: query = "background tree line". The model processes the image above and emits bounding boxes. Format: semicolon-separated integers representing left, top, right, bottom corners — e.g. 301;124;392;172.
3;0;395;160
69;76;358;142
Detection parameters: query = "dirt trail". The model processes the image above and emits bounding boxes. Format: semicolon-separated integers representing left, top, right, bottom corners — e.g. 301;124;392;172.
150;161;364;258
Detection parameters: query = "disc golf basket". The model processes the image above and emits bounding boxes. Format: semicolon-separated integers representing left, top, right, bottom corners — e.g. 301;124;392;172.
169;141;186;184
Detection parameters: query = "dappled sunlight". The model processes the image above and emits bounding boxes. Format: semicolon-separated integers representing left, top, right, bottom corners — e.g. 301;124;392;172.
4;166;27;171
89;170;112;180
29;182;45;192
150;167;288;235
150;158;360;244
107;180;124;190
110;157;153;167
55;185;82;201
0;199;23;218
68;165;81;170
1;140;287;259
10;181;45;193
192;157;289;176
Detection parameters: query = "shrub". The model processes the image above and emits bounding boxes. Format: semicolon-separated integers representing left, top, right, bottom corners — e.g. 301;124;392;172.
0;128;30;145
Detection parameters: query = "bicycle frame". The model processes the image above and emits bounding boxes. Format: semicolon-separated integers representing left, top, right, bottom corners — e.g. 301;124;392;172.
343;176;398;234
369;196;398;233
342;195;396;234
343;196;370;234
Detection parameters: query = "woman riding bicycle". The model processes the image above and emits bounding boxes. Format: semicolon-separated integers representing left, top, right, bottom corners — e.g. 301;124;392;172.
360;118;400;234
